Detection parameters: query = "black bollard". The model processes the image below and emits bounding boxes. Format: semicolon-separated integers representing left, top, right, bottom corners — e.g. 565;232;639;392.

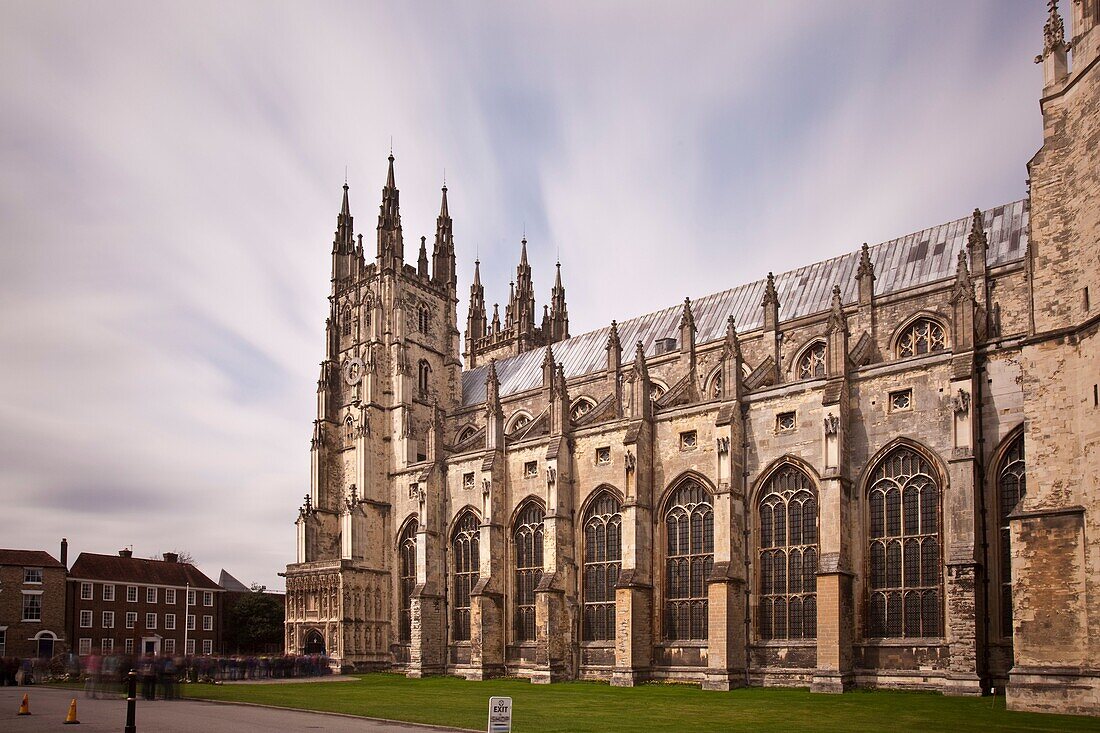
125;669;137;733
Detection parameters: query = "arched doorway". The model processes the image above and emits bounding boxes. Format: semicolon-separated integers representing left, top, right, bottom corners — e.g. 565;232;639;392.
303;629;325;655
34;631;56;658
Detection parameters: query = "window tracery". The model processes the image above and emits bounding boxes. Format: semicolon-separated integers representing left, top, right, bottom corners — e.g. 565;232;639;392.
398;519;417;643
570;397;595;422
417;305;430;335
896;319;946;358
513;502;544;642
998;435;1025;637
664;479;713;640
867;446;942;638
341;304;353;336
451;512;480;641
758;465;817;640
417;360;431;397
583;491;622;641
796;342;826;379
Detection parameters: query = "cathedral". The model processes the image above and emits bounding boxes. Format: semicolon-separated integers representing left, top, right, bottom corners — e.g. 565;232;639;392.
284;2;1100;715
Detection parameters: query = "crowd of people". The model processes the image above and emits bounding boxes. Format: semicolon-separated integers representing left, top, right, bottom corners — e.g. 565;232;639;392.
0;651;333;696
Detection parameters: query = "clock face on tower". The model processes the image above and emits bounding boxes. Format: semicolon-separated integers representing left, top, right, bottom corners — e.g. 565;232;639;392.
343;356;365;385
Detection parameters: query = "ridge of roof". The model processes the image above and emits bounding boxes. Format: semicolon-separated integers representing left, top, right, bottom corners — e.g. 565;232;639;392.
461;200;1028;406
68;552;220;589
0;549;64;568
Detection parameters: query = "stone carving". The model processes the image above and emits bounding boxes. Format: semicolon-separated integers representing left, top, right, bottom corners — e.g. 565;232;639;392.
716;436;730;454
823;413;840;436
624;451;636;471
546;465;556;487
343;356;365;385
952;388;971;415
482;477;492;498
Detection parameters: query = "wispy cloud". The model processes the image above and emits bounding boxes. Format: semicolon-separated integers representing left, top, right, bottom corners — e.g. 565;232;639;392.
0;0;1045;588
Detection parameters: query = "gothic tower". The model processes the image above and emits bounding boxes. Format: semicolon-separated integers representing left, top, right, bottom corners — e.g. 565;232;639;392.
1009;0;1100;715
286;155;462;670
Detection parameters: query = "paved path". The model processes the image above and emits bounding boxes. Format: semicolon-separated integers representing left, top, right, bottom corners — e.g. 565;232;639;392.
0;687;469;732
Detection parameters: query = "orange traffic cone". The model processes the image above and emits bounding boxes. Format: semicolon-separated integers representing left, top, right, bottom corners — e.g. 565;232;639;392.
63;697;80;725
17;693;30;715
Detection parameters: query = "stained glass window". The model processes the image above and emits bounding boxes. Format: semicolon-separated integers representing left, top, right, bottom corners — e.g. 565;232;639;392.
796;342;826;379
867;446;941;638
398;518;417;643
998;435;1025;637
664;480;713;640
452;512;480;642
583;491;622;641
758;465;817;640
513;502;544;642
897;319;946;358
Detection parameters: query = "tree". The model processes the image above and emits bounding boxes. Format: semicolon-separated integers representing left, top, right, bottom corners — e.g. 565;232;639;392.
151;550;195;564
225;591;284;654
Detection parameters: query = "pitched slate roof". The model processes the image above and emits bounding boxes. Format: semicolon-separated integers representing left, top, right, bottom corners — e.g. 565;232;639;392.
462;200;1028;406
218;569;252;593
68;552;221;590
0;549;64;568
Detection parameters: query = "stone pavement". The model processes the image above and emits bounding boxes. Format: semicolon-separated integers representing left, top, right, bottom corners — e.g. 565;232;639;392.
0;686;470;732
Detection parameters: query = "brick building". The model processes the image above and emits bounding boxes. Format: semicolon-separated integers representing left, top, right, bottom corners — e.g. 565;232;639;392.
0;546;67;659
67;550;223;657
285;2;1099;716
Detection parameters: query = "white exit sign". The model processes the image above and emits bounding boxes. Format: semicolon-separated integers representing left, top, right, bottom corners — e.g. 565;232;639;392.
488;696;512;733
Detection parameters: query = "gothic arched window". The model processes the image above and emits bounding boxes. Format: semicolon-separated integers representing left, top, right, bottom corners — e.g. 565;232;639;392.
341;304;353;336
418;305;430;335
759;465;818;640
583;491;621;641
570;397;596;423
418;360;430;397
451;512;480;642
344;415;355;445
867;445;942;638
896;318;947;359
456;426;477;445
650;381;667;402
513;501;544;642
398;518;418;643
709;372;723;399
664;479;713;640
507;412;532;434
998;434;1025;637
796;341;826;380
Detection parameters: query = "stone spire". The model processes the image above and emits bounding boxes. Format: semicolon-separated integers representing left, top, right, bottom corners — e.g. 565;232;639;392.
761;272;780;331
951;250;976;351
627;341;653;420
485;359;504;450
549;364;571;436
331;183;356;286
491;303;501;334
966;208;988;278
679;297;697;354
509;237;537;342
542;344;556;388
855;242;876;306
431;184;457;289
465;259;487;365
719;315;743;401
417;236;429;277
548;261;570;342
376;153;403;265
334;183;353;252
951;250;975;302
1036;0;1069;86
606;319;623;374
826;285;849;378
827;285;848;335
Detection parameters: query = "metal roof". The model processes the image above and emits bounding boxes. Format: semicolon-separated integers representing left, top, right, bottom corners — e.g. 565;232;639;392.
462;200;1028;406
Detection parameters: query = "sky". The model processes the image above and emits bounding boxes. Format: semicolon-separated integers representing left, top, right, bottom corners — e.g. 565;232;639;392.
0;1;1047;591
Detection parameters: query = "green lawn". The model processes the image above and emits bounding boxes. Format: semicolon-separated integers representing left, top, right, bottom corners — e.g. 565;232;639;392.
181;673;1100;732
